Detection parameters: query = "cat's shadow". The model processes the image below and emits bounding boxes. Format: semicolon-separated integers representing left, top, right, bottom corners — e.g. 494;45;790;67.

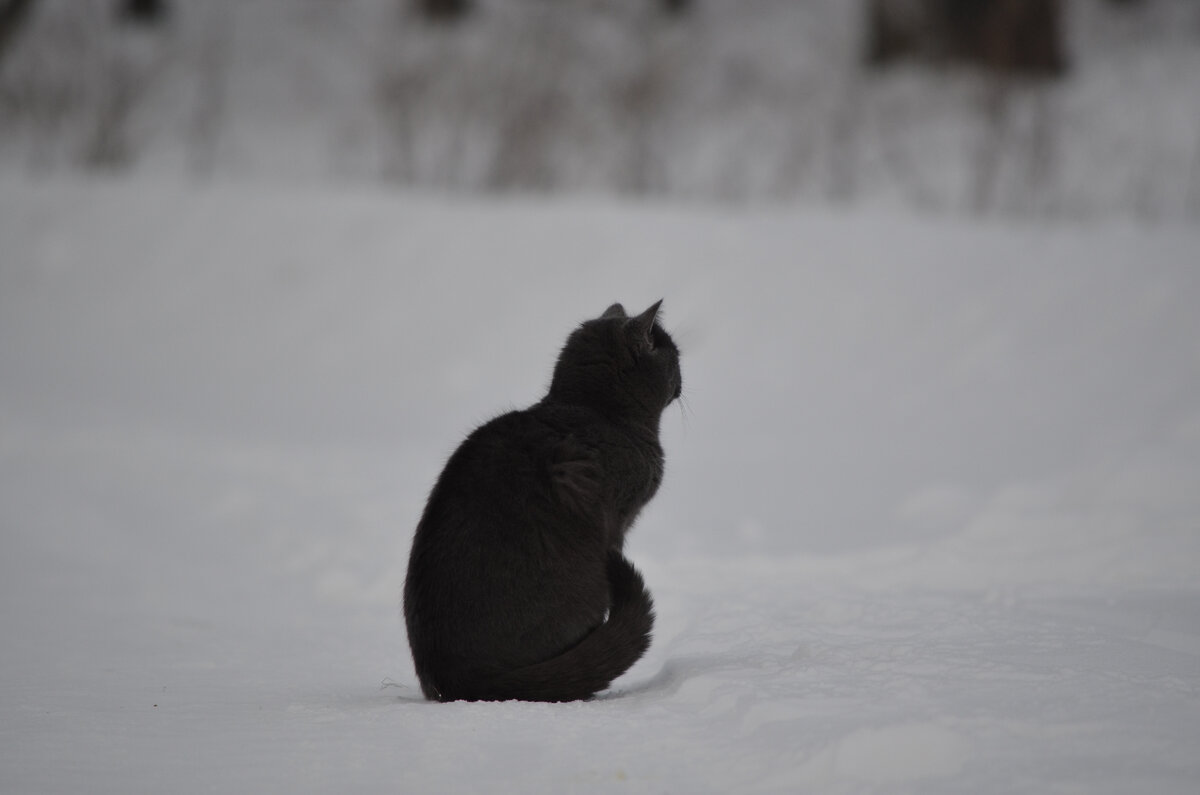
386;654;740;704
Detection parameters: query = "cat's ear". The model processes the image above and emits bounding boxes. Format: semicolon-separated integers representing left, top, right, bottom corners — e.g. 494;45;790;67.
628;300;663;349
602;303;627;319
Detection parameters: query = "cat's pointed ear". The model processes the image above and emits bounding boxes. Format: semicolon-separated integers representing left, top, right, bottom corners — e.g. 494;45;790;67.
602;303;627;320
629;300;663;348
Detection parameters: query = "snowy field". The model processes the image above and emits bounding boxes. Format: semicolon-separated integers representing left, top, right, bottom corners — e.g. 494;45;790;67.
2;177;1199;792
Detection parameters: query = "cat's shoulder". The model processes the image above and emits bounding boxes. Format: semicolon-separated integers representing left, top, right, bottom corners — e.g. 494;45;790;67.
450;405;583;466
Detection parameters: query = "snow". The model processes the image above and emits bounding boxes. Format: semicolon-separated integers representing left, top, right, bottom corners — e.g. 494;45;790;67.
2;177;1199;793
5;2;1199;790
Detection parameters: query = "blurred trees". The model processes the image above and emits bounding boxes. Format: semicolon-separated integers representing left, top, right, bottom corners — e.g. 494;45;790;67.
1;0;1192;221
414;0;471;22
866;0;1068;77
119;0;168;25
412;0;694;22
0;0;36;66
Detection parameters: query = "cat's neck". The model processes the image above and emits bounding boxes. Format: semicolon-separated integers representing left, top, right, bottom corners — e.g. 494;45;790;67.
540;391;663;436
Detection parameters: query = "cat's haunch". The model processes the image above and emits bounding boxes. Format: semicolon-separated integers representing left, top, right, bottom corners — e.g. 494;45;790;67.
403;301;681;702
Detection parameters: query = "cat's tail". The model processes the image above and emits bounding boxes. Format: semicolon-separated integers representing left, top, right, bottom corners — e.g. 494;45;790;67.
486;550;655;702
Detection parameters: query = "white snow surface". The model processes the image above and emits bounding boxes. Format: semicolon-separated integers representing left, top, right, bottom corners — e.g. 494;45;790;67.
3;177;1200;793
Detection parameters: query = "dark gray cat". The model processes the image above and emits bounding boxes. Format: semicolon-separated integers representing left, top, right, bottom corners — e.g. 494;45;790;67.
403;301;681;702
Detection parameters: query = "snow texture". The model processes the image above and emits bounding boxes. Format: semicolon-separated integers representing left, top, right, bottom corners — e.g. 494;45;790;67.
2;178;1199;793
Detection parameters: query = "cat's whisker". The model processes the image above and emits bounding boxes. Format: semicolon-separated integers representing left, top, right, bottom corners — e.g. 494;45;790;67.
676;392;693;433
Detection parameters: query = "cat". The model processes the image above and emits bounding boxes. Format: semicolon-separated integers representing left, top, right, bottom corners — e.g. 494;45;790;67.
403;300;682;702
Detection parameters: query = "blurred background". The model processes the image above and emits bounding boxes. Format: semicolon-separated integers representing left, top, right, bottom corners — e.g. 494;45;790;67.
2;0;1199;222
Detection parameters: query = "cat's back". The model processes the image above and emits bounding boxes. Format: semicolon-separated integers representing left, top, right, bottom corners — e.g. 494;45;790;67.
405;405;612;661
421;408;551;521
413;406;601;547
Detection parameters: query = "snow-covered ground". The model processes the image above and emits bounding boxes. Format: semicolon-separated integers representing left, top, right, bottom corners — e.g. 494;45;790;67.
2;177;1199;792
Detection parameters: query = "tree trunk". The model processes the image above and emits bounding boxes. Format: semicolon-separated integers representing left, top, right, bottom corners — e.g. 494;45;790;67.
0;0;36;67
415;0;471;22
119;0;168;25
865;0;1067;78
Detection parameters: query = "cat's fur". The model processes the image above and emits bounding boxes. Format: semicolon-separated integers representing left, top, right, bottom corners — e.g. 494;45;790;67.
403;301;681;702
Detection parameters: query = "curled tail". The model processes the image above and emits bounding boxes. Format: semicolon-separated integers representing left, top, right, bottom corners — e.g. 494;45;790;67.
471;551;654;702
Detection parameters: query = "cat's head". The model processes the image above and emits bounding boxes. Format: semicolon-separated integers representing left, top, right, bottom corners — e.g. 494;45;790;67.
547;300;682;418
